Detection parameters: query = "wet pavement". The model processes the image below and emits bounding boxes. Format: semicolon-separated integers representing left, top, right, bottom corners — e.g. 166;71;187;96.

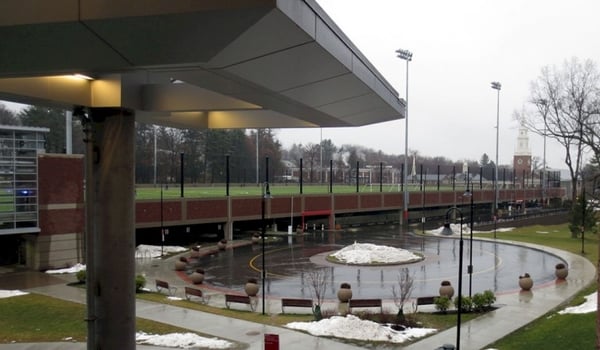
0;227;596;350
182;227;565;299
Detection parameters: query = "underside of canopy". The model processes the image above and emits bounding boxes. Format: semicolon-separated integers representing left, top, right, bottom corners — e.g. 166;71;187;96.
0;0;404;129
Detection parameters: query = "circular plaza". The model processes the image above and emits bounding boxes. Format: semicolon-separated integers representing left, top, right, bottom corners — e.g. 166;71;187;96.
187;225;565;300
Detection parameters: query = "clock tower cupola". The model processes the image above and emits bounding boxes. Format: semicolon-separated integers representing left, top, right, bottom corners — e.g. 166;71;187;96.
513;119;532;177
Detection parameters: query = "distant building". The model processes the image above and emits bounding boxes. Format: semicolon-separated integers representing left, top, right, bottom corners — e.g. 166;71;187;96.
513;120;532;179
0;125;84;269
0;126;48;234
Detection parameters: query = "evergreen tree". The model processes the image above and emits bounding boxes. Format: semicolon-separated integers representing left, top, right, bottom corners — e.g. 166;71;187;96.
18;105;84;154
568;191;597;237
0;104;19;126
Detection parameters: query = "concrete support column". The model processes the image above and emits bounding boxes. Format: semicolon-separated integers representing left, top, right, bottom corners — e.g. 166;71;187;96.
87;108;135;350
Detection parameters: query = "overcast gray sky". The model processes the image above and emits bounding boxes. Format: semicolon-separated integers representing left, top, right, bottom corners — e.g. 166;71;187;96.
276;0;600;169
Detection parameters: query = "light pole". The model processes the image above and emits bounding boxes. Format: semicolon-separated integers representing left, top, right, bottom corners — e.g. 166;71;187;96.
463;184;474;298
581;174;585;254
396;48;412;227
538;99;548;207
261;157;271;315
255;130;259;185
491;81;501;235
443;206;464;350
160;183;164;257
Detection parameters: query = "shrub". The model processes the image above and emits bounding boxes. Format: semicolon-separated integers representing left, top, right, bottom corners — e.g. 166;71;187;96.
135;274;146;292
472;290;496;312
340;282;351;289
453;295;473;312
434;296;451;313
247;277;258;284
76;269;86;283
555;263;566;269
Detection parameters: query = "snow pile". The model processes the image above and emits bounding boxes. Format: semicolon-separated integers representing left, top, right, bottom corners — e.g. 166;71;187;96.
286;314;436;343
558;292;597;315
45;263;86;274
330;242;421;264
0;290;28;298
428;225;515;236
136;332;234;349
136;244;188;258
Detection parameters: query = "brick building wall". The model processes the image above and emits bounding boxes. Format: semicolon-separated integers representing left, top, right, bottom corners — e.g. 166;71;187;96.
32;154;85;270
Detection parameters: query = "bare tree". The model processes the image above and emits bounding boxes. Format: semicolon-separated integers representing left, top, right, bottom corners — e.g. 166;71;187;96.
303;143;320;183
391;268;414;323
0;104;19;126
524;58;600;202
305;267;330;320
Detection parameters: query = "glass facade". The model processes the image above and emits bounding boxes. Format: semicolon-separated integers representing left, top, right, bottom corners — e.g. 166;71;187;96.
0;126;48;233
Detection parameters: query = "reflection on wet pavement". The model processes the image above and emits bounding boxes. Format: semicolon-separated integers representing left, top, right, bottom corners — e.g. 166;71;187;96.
0;266;69;290
188;225;563;300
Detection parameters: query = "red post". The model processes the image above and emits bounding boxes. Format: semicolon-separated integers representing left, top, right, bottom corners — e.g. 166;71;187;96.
264;334;279;350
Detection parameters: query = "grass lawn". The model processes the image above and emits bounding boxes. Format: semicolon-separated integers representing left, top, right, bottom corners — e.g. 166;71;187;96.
133;183;457;199
0;293;209;343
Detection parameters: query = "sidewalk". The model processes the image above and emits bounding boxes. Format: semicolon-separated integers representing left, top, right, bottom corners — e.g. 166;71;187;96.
2;239;596;350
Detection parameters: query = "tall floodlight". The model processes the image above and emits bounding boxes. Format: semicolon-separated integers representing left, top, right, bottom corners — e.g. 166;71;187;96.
491;81;501;225
443;207;464;350
539;99;548;206
396;48;412;226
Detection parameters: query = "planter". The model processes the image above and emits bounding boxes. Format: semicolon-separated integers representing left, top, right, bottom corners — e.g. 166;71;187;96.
518;274;533;291
174;257;188;271
244;281;259;297
190;247;201;259
190;270;204;284
251;235;260;244
555;264;568;280
439;281;455;298
217;240;227;250
337;283;352;303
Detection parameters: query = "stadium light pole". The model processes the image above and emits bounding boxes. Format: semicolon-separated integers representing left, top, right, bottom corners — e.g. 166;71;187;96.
443;207;464;350
261;157;271;315
396;48;412;227
539;99;548;207
491;81;501;232
463;184;474;298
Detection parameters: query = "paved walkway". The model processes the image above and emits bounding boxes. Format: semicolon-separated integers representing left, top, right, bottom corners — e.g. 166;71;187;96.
0;238;595;350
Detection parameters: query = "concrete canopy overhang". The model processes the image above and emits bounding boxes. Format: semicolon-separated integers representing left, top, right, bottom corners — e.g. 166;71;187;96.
0;0;405;129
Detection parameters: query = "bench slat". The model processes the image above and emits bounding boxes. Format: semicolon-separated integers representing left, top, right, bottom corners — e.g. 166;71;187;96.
225;294;255;311
184;287;207;303
155;279;177;296
281;298;313;313
414;296;438;312
348;298;382;313
416;296;437;305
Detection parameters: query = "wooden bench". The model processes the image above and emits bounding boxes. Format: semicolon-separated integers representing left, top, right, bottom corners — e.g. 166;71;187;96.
184;287;208;304
415;296;437;311
155;279;177;296
225;294;255;311
281;298;313;313
348;298;382;313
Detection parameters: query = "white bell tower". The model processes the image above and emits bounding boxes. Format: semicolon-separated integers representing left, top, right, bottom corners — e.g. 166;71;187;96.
514;119;532;175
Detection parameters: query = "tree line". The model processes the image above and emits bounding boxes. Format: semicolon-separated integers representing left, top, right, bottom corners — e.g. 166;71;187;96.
1;104;493;185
